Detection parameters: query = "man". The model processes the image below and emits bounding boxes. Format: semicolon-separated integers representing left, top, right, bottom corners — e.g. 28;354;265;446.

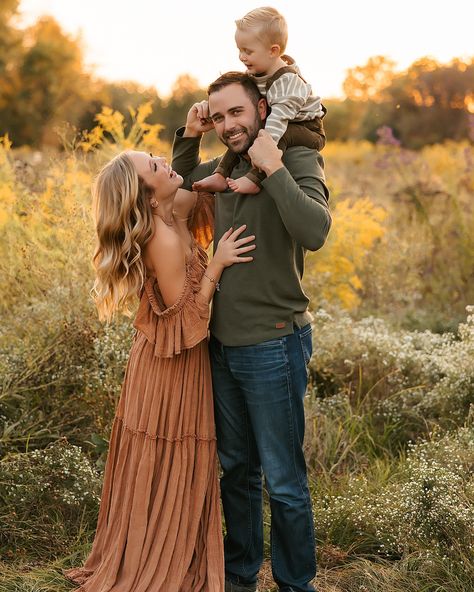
172;72;331;592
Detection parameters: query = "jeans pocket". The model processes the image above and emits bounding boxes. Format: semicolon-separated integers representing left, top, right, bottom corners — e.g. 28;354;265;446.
258;337;284;348
298;326;313;366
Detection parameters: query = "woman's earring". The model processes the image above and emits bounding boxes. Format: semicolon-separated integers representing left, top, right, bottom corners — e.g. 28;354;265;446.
150;198;158;208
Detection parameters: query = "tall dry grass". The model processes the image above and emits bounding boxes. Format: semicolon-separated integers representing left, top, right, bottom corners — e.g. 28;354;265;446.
1;106;474;590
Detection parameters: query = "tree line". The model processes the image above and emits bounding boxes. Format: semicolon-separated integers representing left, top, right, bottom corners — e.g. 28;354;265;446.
1;1;473;149
327;55;474;148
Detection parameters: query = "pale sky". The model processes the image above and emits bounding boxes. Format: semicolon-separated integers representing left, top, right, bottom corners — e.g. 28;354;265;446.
19;0;474;99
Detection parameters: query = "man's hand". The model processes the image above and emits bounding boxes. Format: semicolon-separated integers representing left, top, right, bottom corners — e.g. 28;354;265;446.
248;129;284;177
184;100;214;138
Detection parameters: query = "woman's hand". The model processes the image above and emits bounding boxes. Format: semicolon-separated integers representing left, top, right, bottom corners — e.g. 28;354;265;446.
198;225;255;301
214;225;256;268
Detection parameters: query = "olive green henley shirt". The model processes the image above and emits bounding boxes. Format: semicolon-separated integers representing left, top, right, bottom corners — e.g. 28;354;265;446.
172;128;331;347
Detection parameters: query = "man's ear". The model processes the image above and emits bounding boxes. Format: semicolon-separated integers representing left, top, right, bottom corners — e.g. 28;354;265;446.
257;97;268;120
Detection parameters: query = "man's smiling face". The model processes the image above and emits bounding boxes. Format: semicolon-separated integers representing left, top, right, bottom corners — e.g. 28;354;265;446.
209;83;266;154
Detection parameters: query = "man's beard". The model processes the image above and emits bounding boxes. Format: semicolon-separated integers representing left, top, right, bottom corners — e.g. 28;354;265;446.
221;112;263;154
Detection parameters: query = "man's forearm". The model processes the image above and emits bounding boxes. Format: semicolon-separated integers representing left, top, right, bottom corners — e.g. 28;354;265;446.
263;149;331;251
171;127;202;189
171;127;218;190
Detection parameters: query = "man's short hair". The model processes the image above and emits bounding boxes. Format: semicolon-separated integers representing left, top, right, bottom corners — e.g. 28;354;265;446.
207;71;262;107
235;6;288;54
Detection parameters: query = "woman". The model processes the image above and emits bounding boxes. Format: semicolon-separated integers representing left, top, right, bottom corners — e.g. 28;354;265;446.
64;151;255;591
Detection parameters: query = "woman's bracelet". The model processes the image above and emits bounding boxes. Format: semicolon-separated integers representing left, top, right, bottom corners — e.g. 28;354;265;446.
204;272;220;292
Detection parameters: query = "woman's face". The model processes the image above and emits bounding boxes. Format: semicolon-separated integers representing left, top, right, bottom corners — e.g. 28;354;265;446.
128;151;183;199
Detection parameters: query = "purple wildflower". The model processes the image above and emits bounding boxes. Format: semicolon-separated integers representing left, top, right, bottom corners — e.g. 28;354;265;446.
468;113;474;143
464;146;473;173
376;126;401;147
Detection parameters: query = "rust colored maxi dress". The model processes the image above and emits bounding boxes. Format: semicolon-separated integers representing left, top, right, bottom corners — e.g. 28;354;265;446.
64;193;224;592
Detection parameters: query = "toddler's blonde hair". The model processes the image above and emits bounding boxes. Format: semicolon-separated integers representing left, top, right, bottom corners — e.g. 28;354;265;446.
235;6;288;54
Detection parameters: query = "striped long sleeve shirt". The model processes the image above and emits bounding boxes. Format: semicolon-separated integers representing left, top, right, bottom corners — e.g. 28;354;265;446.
252;55;324;143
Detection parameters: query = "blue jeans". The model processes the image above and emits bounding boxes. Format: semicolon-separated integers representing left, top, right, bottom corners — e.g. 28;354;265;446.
210;325;316;592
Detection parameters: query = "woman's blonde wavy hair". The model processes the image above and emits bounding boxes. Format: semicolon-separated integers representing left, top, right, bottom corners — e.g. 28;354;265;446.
91;151;154;321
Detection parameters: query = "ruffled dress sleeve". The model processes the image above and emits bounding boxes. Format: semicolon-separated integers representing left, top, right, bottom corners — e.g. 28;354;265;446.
133;246;210;358
188;191;215;250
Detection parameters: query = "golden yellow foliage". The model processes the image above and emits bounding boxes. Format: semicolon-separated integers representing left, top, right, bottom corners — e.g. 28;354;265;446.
1;107;473;326
0;104;173;312
0;135;15;229
306;198;387;310
421;141;473;190
79;102;170;159
323;140;375;162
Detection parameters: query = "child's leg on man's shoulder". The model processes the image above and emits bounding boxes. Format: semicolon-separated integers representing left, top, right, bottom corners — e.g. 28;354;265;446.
214;149;239;177
232;118;327;194
192;149;238;191
227;167;264;194
280;119;326;152
246;168;266;186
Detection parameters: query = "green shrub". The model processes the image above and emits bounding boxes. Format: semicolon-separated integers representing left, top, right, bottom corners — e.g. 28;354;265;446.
0;438;101;560
315;426;474;559
309;306;474;441
0;288;134;456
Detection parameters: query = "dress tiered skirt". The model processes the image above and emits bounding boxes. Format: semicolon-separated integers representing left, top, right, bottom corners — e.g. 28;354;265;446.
65;236;224;591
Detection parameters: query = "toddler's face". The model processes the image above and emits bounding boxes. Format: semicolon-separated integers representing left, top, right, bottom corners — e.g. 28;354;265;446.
235;29;274;76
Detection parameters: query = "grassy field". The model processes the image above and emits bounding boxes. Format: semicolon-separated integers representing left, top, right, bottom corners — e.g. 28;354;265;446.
1;108;474;591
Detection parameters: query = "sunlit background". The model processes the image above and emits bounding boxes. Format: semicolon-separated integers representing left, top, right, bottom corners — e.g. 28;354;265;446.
18;0;474;98
2;3;474;591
